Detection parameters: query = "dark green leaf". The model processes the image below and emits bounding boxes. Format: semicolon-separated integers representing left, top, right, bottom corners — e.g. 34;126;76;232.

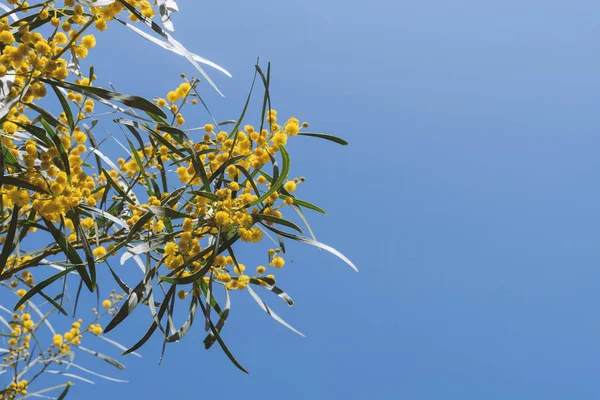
56;383;72;400
242;145;290;209
296;132;348;145
41;118;70;178
14;265;78;310
41;78;167;118
1;176;49;194
50;84;74;132
255;214;302;234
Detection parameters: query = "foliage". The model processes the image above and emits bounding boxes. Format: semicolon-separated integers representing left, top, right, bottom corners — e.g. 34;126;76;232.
0;0;354;397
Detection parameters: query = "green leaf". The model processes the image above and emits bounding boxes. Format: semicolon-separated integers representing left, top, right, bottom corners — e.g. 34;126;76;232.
26;102;63;127
256;62;272;133
56;382;72;400
146;206;188;219
242;145;290;209
104;279;147;334
41;217;94;291
296;132;348;145
227;69;257;138
190;190;218;201
125;211;153;243
203;282;230;349
122;285;174;355
234;165;261;197
102;167;136;205
198;298;248;373
249;278;294;306
115;118;184;157
127;138;152;194
14;265;78;310
0;206;19;279
41;78;167;118
13;122;53;148
254;214;303;234
281;196;327;214
1;176;49;194
69;210;96;290
41;118;70;178
50;84;74;132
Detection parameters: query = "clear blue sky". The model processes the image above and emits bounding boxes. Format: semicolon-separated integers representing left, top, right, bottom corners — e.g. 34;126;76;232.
25;0;600;399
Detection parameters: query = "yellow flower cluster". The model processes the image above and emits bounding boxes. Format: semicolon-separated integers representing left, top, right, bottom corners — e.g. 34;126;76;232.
0;0;164;237
0;0;351;382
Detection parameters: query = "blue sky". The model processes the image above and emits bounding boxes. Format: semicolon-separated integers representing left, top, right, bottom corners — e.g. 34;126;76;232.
10;0;600;399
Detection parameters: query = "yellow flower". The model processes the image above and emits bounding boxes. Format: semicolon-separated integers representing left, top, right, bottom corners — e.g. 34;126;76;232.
272;257;285;268
93;324;102;335
95;18;108;31
285;121;300;136
284;181;297;192
233;264;245;274
54;32;68;44
0;31;14;44
167;91;178;103
53;334;63;347
81;34;96;49
93;246;107;258
214;211;230;227
101;299;111;308
272;132;287;146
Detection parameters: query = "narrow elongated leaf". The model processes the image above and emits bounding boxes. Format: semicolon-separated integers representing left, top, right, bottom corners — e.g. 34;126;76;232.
41;118;70;177
76;346;125;370
67;363;128;383
102;168;136;205
79;205;129;230
242;145;290;209
46;371;94;385
97;335;142;358
1;176;49;194
26;102;62;127
281;196;327;214
115;2;224;96
127;138;152;192
264;225;358;272
166;292;198;342
203;284;230;349
14;265;78;310
247;286;305;337
13;122;54;148
122;285;174;355
41;78;167;118
50;84;74;132
255;214;302;234
249;278;294;306
146;206;188;219
41;217;93;290
0;206;19;275
69;211;96;289
56;382;72;400
198;299;247;373
296;132;348;146
115;18;230;77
